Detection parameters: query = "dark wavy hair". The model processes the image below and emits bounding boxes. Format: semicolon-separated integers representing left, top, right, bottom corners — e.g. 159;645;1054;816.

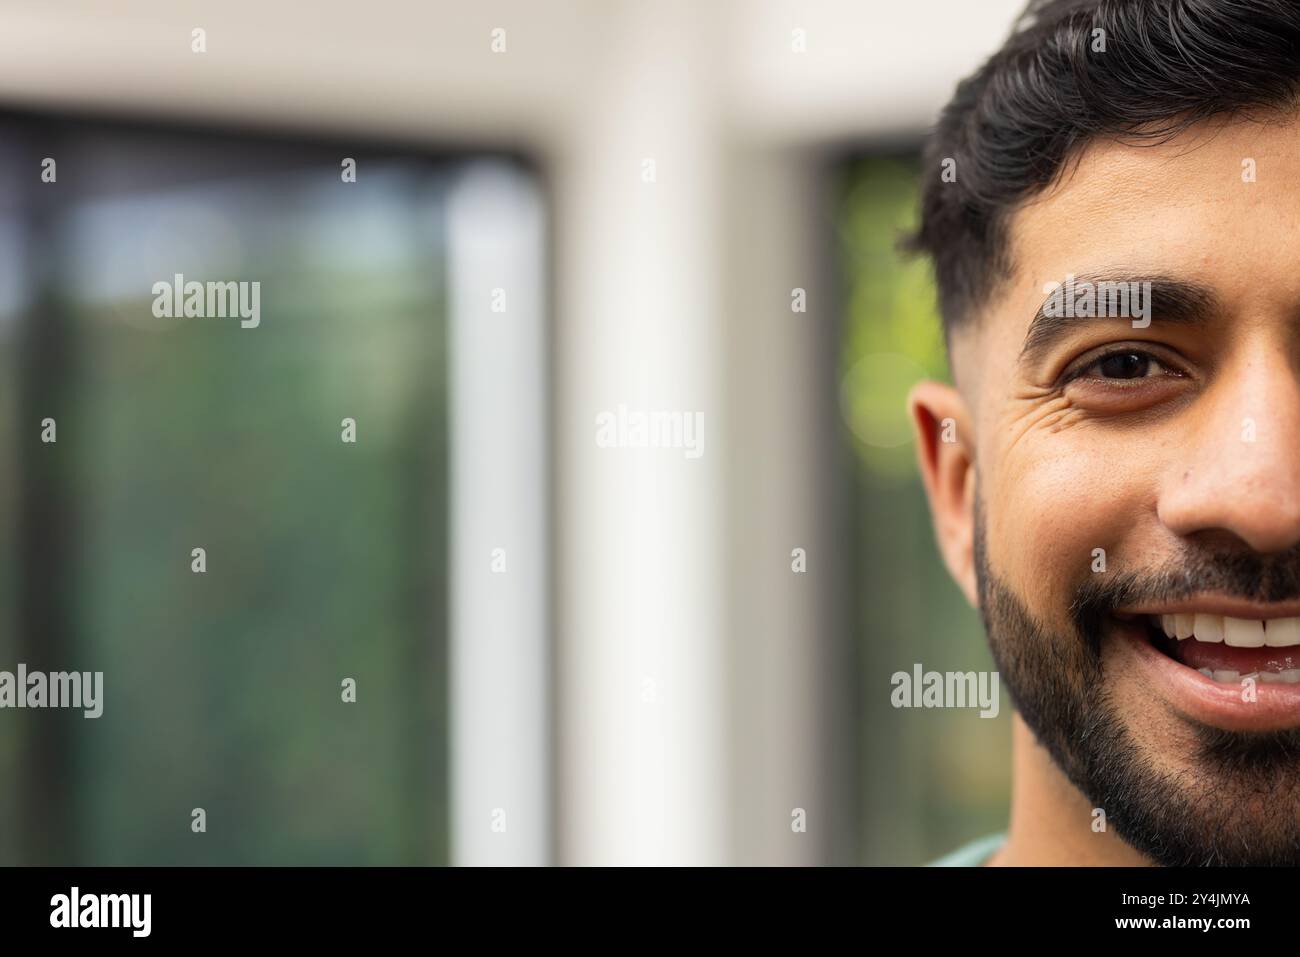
908;0;1300;337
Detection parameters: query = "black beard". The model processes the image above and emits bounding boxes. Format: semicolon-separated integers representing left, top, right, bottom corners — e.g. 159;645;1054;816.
972;495;1300;866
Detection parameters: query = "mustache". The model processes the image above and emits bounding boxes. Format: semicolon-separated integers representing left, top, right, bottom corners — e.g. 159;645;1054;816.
1070;543;1300;657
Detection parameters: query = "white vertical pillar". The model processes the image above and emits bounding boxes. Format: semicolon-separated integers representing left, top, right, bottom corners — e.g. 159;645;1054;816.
448;161;550;866
555;0;727;865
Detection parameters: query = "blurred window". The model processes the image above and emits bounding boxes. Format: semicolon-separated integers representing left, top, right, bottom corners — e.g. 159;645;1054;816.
0;113;542;864
835;153;1010;865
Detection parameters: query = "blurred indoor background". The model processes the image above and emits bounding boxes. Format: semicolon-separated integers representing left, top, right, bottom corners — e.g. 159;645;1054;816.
0;0;1022;865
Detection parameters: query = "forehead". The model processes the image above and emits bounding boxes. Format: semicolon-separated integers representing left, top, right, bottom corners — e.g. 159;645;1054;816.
971;112;1300;369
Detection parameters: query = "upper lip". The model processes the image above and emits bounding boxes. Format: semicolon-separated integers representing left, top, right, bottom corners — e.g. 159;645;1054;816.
1115;595;1300;620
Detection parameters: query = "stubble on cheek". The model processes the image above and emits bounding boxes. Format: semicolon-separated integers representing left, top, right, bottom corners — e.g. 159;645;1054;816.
975;483;1300;865
978;451;1102;627
1102;654;1205;772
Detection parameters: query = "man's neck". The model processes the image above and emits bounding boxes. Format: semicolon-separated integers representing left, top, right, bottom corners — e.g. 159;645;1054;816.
986;715;1151;866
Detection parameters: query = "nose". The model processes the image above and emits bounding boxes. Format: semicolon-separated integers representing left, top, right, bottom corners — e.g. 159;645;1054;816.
1157;353;1300;554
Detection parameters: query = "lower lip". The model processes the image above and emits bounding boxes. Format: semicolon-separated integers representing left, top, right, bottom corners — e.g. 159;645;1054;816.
1112;619;1300;732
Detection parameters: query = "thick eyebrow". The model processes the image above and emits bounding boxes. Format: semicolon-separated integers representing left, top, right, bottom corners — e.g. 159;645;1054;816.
1019;274;1221;367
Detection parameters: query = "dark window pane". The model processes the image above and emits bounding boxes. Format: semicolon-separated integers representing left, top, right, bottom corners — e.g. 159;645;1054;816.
2;118;468;864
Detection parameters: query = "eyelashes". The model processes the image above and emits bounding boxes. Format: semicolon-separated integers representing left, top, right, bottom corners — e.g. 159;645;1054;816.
1061;346;1186;388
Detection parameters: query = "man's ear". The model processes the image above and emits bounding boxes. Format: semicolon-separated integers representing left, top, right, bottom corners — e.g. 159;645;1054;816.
907;380;978;607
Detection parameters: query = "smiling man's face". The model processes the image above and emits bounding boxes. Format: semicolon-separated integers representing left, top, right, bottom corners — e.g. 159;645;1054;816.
913;113;1300;865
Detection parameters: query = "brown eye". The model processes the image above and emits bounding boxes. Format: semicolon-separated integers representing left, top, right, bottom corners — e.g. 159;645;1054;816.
1062;346;1186;395
1061;346;1190;412
1095;351;1151;379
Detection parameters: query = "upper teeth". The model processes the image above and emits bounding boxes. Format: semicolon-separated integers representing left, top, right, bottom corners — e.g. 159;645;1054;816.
1158;613;1300;647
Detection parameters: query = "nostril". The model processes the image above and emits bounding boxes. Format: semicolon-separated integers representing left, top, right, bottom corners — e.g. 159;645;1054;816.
1160;504;1300;557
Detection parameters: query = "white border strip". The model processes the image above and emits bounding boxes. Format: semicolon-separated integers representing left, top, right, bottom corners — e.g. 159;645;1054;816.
448;161;549;866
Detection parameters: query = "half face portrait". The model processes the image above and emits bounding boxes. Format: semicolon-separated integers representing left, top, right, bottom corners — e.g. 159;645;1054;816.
13;0;1300;912
909;0;1300;866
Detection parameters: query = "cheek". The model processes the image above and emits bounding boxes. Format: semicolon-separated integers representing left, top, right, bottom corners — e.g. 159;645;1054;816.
984;432;1155;617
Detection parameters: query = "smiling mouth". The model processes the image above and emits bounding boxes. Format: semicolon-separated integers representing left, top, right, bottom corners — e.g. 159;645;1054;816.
1142;612;1300;684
